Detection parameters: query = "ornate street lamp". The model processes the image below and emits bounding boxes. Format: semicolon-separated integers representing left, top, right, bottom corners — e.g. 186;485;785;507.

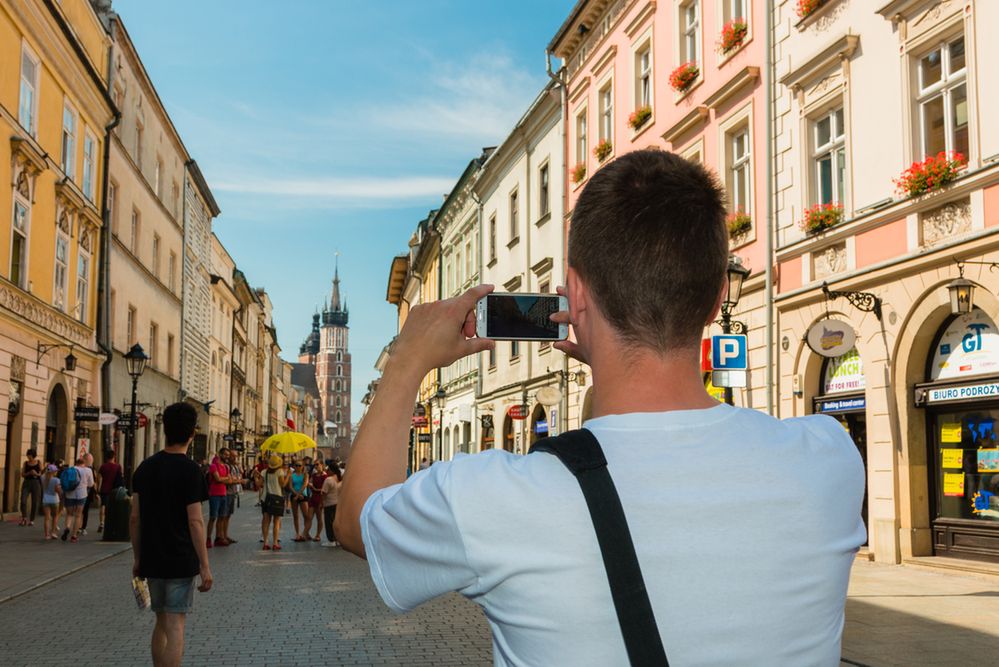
947;263;975;315
123;343;148;487
714;256;750;406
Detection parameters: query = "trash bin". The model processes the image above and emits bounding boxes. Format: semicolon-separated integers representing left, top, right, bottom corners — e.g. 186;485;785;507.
102;487;131;542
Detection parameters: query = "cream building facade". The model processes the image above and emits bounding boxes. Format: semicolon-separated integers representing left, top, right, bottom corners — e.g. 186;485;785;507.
208;233;238;455
772;0;999;565
1;0;113;512
474;84;566;455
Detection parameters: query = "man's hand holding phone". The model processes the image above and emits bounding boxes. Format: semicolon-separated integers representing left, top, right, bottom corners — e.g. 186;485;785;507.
391;284;497;377
550;286;588;366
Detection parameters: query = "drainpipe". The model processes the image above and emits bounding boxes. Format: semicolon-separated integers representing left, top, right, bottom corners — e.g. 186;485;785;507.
546;49;570;432
98;22;122;451
764;1;776;416
471;188;484;410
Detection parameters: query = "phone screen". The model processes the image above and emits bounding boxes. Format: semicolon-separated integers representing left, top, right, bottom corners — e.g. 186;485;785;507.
486;294;563;340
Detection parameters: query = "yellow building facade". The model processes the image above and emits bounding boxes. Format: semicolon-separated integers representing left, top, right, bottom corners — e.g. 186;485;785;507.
0;0;115;513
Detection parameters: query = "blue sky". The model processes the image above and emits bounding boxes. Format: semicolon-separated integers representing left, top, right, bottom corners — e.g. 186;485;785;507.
112;0;572;421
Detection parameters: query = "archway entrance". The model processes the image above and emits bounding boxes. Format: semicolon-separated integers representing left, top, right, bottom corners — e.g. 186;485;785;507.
530;404;547;445
502;415;514;452
45;383;69;464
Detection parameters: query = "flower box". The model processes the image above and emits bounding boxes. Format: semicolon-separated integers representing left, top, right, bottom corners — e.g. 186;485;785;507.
572;162;587;184
628;105;652;130
796;0;826;19
669;63;700;93
726;211;752;238
894;151;967;198
799;203;844;235
719;18;748;54
593;139;613;162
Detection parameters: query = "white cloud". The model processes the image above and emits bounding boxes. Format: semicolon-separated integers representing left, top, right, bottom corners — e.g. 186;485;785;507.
214;175;454;202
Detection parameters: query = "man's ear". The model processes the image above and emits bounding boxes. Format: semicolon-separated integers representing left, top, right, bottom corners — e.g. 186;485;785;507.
567;267;586;324
705;276;727;326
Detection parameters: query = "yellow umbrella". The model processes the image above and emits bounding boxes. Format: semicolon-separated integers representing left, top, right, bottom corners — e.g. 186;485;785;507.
259;431;317;454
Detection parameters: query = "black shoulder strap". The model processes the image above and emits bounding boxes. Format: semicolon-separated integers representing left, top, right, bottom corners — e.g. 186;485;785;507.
530;429;668;667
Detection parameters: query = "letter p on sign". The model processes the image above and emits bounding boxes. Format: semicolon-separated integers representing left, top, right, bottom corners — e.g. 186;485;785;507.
711;335;748;371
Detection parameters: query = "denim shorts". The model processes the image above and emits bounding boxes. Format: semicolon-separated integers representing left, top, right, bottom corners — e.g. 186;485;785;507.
226;495;236;516
148;577;195;614
208;495;227;518
64;497;85;508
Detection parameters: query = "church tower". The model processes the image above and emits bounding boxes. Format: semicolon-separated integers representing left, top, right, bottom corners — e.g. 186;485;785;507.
315;263;351;457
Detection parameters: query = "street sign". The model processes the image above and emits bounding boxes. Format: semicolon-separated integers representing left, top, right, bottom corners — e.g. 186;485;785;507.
417;433;432;443
223;434;235;442
116;414;136;428
711;335;748;371
712;369;747;388
412;416;428;427
98;412;119;426
74;406;100;422
507;404;528;420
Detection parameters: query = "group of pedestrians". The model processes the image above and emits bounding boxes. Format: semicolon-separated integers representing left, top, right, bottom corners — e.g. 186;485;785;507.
253;454;342;550
18;448;124;543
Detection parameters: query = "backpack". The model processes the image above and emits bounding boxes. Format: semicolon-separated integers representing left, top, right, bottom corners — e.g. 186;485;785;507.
60;466;81;493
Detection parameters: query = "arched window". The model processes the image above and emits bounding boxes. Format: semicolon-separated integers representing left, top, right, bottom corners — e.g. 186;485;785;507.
335;380;341;392
337;365;342;377
211;351;216;367
336;396;341;407
336;410;342;424
337;351;342;362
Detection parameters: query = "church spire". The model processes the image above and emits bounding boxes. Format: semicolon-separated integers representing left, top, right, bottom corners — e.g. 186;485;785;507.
331;260;341;312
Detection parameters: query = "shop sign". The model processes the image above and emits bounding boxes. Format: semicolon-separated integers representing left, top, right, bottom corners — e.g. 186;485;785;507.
507;405;527;420
536;386;562;407
535;419;548;434
806;319;856;358
98;412;118;426
823;348;865;394
815;397;866;414
549;407;559;437
925;381;999;403
411;416;428;427
930;309;999;380
74;406;100;421
418;433;432;443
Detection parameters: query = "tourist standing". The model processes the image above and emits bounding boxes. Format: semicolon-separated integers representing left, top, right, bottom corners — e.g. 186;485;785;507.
289;462;309;541
79;452;96;535
96;450;123;533
131;402;212;667
305;461;327;542
61;456;94;542
206;450;230;548
321;463;342;547
260;455;287;550
41;464;62;540
19;449;43;526
221;449;242;545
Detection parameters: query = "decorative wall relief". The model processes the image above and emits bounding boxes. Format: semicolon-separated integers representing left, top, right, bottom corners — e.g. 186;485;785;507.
813;242;848;280
921;197;971;247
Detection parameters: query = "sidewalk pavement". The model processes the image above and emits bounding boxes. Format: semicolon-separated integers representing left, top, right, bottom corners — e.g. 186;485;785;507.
0;507;130;604
2;506;998;664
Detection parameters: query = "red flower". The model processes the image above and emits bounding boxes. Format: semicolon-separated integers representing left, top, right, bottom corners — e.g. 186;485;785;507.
669;63;700;92
799;203;844;234
719;18;748;54
796;0;825;19
893;151;966;197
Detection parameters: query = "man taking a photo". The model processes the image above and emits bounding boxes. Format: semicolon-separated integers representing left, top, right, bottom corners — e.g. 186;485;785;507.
336;150;866;665
131;402;212;667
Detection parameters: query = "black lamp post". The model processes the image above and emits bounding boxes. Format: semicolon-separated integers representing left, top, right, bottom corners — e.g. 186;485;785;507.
123;343;148;487
716;256;750;406
433;387;446;461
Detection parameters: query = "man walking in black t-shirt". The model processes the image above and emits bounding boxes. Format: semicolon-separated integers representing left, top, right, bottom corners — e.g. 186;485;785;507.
130;402;212;667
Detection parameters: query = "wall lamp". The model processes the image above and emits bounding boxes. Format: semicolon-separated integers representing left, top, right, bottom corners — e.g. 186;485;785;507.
36;342;76;372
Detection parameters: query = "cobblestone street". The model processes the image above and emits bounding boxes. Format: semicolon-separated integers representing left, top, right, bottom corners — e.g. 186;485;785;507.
0;509;492;666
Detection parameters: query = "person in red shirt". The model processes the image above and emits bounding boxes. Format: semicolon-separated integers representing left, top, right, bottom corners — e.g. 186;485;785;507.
206;450;231;548
96;450;123;533
305;461;328;541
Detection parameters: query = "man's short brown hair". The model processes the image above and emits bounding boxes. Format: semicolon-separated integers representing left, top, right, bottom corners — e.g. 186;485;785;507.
568;149;728;353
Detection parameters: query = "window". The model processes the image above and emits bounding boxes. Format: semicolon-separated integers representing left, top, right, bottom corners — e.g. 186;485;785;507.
916;35;968;158
680;1;701;65
172;181;180;219
168;252;177;293
337;351;342;362
130;209;140;256
337;365;342;377
335;379;341;392
19;46;39;136
76;249;89;323
155;157;163;198
465;239;472;280
509;190;519;244
511;340;520;359
336;396;341;407
539;164;550;218
488;346;496;368
727;127;751;214
812;108;846;205
127;306;136;345
11;194;29;290
152;234;161;278
82;131;97;201
54;233;69;312
636;45;652;108
445;258;452;296
167;334;175;375
62;103;77;178
575;110;588;164
135;117;144;169
599;83;613;143
539;281;552;349
489;214;497;262
723;0;747;25
108;181;118;236
149;322;158;368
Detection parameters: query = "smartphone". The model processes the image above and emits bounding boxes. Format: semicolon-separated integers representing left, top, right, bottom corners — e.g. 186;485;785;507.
476;292;569;341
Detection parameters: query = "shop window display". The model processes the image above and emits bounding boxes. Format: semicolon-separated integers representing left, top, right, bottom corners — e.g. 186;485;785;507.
933;410;999;522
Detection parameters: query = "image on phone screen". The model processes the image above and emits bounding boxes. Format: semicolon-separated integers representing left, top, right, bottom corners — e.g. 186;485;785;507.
485;294;564;340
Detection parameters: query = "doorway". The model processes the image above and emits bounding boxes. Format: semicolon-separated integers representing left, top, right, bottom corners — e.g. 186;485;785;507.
45;384;68;464
3;383;23;513
834;411;868;542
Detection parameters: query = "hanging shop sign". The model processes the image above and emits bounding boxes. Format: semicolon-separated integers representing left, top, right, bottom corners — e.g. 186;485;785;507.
536;386;562;407
806;319;856;358
930;309;999;380
535;419;548;434
74;406;100;421
823;347;865;394
411;416;428;427
507;404;528;420
815;396;866;414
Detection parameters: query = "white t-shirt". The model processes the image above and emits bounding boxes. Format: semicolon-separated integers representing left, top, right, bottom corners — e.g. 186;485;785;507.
67;466;94;501
361;404;867;666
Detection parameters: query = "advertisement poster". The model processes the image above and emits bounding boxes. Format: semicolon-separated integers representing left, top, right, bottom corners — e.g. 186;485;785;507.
943;473;966;497
930;309;999;380
941;449;963;468
822;347;865;394
978;449;999;473
940;423;962;443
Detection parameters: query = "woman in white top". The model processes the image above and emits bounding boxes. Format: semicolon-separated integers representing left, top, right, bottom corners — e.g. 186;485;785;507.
260;455;288;551
321;464;343;547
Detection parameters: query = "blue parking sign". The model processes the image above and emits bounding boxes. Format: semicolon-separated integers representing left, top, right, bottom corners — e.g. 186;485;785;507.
711;335;747;371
